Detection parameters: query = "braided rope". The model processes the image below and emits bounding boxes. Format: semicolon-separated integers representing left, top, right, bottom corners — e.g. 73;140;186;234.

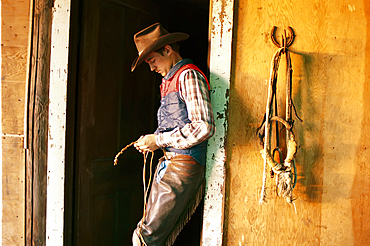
113;141;137;166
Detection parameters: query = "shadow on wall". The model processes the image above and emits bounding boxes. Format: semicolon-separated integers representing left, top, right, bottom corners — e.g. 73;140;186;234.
292;51;324;204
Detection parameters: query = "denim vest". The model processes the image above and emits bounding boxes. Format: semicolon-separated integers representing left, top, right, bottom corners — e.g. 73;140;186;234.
155;61;209;165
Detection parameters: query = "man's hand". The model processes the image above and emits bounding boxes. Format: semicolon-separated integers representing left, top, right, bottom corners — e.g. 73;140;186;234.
134;134;159;153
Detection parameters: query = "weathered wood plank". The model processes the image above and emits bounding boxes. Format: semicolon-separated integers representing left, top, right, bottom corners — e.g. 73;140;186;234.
351;3;370;245
2;82;26;135
25;0;53;245
1;46;28;81
1;0;30;50
2;0;30;7
202;0;234;245
45;0;71;244
2;8;30;46
2;0;30;15
2;136;25;246
1;0;30;245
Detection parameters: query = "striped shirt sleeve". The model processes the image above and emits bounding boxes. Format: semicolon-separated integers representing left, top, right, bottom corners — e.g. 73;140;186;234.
155;69;215;149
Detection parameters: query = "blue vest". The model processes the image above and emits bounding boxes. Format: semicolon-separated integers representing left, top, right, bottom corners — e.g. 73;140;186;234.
155;62;210;165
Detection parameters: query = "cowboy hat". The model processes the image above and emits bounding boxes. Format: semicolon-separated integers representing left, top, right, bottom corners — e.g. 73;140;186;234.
131;23;189;72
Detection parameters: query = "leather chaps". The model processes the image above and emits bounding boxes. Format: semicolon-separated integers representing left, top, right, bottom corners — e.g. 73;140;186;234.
133;154;205;246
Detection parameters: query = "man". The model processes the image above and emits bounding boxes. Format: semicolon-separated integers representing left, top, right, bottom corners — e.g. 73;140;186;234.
131;23;215;246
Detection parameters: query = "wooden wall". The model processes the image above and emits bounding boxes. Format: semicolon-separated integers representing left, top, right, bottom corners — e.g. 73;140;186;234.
1;0;31;244
224;0;370;245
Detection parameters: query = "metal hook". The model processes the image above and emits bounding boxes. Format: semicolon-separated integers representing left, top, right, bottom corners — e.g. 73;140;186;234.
270;26;295;48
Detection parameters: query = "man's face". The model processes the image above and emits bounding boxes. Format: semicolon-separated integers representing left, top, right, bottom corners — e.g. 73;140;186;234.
145;49;173;77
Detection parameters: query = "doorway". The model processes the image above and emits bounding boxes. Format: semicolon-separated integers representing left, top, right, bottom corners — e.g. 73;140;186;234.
65;0;210;245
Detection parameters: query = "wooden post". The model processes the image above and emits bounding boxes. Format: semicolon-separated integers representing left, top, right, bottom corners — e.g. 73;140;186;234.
46;0;71;244
202;0;234;245
25;0;53;245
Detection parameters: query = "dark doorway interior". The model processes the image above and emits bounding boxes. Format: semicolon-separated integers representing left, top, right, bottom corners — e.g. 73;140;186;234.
65;0;210;245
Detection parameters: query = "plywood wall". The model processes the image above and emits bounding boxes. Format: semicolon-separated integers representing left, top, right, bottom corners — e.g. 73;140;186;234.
224;0;370;245
1;0;31;244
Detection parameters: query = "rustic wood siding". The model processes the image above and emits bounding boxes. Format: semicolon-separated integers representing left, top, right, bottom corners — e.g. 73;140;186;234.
224;0;370;245
1;0;31;245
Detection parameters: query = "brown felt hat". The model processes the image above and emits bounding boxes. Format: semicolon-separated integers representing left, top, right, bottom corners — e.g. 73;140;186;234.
131;23;189;72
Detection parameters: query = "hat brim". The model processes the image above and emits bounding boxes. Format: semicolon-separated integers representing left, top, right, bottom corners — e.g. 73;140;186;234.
131;32;189;72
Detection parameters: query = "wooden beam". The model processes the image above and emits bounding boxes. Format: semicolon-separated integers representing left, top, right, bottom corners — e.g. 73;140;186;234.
25;0;53;245
201;0;234;245
45;0;71;244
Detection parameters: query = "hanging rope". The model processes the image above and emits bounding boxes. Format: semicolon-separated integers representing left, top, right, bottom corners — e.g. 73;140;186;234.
257;27;301;208
113;142;154;246
138;151;154;246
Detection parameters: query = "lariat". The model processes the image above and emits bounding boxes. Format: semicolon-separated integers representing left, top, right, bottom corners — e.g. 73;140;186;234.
114;142;155;246
257;27;302;207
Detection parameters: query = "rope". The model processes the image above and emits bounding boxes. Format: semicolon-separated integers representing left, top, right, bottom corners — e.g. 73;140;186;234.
138;151;154;246
259;48;284;204
258;41;300;207
113;141;137;166
113;142;154;245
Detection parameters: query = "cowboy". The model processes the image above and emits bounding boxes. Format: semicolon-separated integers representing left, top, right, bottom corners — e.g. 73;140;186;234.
131;23;215;245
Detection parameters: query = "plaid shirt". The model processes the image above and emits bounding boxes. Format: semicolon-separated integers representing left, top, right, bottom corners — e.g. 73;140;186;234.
155;61;215;149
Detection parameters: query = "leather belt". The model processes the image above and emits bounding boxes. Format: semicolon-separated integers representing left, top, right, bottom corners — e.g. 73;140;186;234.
163;151;177;160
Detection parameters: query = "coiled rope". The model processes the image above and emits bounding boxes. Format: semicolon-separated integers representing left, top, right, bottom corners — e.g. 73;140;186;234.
257;36;301;208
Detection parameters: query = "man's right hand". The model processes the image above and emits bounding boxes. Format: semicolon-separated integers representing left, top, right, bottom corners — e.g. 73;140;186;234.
134;134;159;153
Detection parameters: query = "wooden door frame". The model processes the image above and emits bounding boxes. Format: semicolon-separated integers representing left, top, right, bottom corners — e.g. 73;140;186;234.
25;0;234;245
202;0;234;245
25;0;71;245
45;0;71;244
